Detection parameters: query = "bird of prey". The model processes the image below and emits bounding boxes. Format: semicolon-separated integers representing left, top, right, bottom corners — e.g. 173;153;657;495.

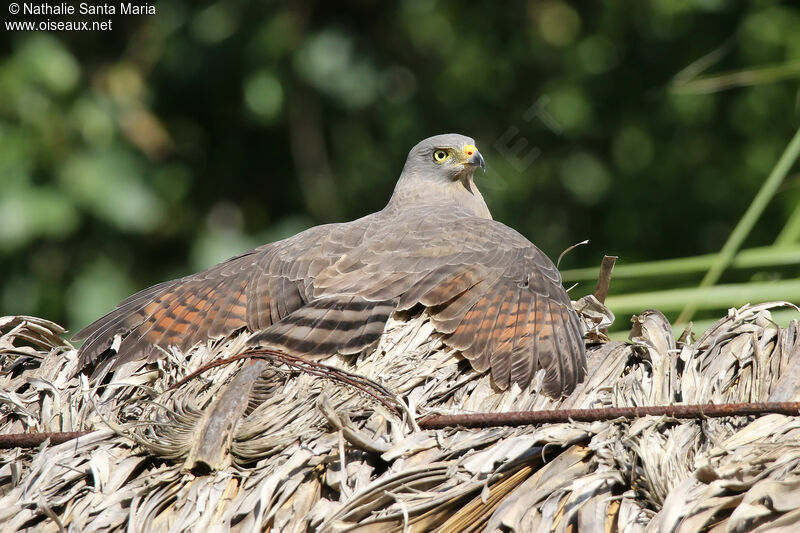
75;134;586;396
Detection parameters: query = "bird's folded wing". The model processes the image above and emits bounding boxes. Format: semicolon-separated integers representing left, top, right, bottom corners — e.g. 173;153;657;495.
74;207;585;395
312;209;586;395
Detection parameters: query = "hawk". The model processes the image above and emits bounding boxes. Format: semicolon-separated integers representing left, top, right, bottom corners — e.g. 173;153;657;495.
75;134;586;396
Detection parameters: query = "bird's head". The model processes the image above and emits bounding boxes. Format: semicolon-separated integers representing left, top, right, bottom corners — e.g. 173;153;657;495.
391;133;491;219
403;133;487;182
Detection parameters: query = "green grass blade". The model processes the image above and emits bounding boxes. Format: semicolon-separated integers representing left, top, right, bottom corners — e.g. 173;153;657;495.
677;126;800;324
775;202;800;246
670;62;800;94
608;279;800;315
561;245;800;282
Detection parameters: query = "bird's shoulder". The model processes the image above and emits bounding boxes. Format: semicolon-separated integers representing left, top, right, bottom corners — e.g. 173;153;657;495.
365;204;539;255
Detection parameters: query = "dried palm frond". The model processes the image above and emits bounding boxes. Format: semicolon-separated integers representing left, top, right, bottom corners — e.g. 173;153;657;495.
1;301;799;532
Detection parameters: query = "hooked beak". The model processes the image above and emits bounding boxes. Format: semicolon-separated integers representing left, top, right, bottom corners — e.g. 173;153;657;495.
462;144;486;172
468;152;486;172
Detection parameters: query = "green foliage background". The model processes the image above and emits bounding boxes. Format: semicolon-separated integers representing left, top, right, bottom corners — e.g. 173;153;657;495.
1;0;799;335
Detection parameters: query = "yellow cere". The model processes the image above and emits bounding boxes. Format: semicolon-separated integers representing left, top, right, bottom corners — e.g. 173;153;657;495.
463;144;478;157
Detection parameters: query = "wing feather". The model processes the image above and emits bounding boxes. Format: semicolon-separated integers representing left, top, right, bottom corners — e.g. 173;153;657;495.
73;222;362;369
74;204;585;396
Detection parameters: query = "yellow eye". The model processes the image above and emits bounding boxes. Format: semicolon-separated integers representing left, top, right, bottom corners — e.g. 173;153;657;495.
433;149;450;163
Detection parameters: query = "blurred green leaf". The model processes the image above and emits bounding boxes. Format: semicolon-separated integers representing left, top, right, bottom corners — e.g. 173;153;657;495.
191;3;239;44
58;149;165;232
559;151;611;205
0;187;79;250
294;30;378;109
16;34;79;95
67;259;136;333
244;70;284;122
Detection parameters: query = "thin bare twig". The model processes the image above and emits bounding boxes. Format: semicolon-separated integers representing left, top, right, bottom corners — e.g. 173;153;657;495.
168;348;404;416
6;401;800;449
417;402;800;430
0;431;91;450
